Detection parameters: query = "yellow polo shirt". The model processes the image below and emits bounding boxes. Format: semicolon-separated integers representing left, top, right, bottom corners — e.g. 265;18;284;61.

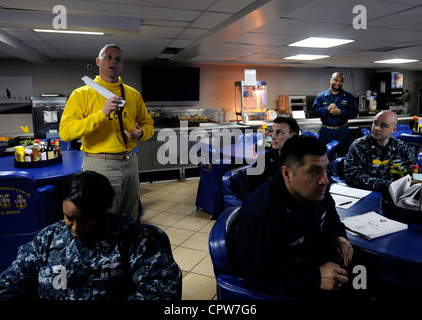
60;76;154;153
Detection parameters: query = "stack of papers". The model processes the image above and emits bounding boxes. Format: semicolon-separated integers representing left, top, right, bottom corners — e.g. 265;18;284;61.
329;184;372;209
342;211;408;240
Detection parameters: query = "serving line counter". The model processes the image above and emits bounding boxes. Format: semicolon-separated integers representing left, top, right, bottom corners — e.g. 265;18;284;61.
136;122;248;181
136;115;413;181
242;115;413;133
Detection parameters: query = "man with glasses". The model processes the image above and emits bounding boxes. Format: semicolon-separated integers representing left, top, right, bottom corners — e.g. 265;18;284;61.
60;44;154;219
344;110;415;192
240;116;299;200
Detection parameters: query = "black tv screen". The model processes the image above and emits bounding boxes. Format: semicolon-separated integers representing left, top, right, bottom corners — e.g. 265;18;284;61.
141;66;200;106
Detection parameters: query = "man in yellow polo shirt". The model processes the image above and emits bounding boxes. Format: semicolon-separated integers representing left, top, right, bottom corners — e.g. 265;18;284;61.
60;44;154;219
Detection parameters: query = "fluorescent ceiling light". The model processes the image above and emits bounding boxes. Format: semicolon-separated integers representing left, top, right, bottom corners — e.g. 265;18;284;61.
284;54;329;60
374;58;419;64
33;29;105;36
288;37;354;48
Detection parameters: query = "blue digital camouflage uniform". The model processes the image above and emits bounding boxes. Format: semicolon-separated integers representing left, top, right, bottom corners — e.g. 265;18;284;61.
0;212;181;300
344;135;416;192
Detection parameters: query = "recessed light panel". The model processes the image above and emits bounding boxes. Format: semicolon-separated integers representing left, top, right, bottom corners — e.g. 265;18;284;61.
374;58;418;64
288;37;354;48
284;54;329;60
33;29;105;36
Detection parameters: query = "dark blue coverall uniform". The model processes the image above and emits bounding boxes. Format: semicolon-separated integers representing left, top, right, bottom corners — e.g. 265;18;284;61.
312;88;358;156
228;171;348;298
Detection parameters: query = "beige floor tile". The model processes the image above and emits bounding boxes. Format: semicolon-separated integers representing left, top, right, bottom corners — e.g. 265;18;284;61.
139;197;157;207
139;188;152;196
165;192;192;203
182;273;217;300
144;200;176;211
140;182;169;190
157;184;184;193
165;203;197;215
147;212;184;227
173;215;211;231
182;196;197;206
139;178;218;300
184;179;199;187
181;232;209;252
142;190;169;200
172;247;208;272
189;208;211;219
191;254;214;278
139;208;162;222
174;187;198;196
165;227;196;246
199;220;215;233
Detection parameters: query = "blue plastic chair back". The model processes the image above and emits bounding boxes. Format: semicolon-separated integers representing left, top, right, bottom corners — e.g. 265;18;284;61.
361;128;370;136
301;131;319;139
209;207;286;300
195;143;231;219
0;171;42;234
392;125;413;138
221;164;252;208
326;140;339;164
236;132;263;145
396;133;422;160
330;157;346;184
0;171;57;273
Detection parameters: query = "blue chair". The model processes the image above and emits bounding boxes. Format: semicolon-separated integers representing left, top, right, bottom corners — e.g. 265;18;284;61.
392;124;413;138
326;140;339;164
221;164;252;208
301;131;319;139
209;207;285;300
361;128;370;136
236;132;264;145
142;223;182;300
195;143;232;219
396;133;422;160
330;157;346;184
0;171;58;273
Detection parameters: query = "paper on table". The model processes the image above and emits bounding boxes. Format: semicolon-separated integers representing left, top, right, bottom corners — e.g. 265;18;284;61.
331;194;360;209
81;76;126;107
342;211;407;240
329;184;372;209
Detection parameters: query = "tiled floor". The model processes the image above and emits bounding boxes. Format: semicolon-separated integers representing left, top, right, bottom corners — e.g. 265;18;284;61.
139;178;217;300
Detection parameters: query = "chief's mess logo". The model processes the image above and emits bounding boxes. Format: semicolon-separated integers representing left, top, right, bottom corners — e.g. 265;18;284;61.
0;187;30;215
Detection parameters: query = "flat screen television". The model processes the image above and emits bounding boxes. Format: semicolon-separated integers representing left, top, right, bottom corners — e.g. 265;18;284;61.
141;66;200;106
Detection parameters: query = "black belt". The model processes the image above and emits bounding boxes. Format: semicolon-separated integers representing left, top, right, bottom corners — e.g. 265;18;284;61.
322;124;347;130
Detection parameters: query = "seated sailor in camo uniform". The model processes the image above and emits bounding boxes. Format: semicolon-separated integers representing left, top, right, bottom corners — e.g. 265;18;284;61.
0;171;181;300
344;110;416;193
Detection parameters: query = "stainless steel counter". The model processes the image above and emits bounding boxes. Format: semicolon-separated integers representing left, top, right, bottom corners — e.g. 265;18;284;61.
239;115;413;132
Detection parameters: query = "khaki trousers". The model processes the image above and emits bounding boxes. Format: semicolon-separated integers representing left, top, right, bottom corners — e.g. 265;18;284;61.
82;153;140;219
